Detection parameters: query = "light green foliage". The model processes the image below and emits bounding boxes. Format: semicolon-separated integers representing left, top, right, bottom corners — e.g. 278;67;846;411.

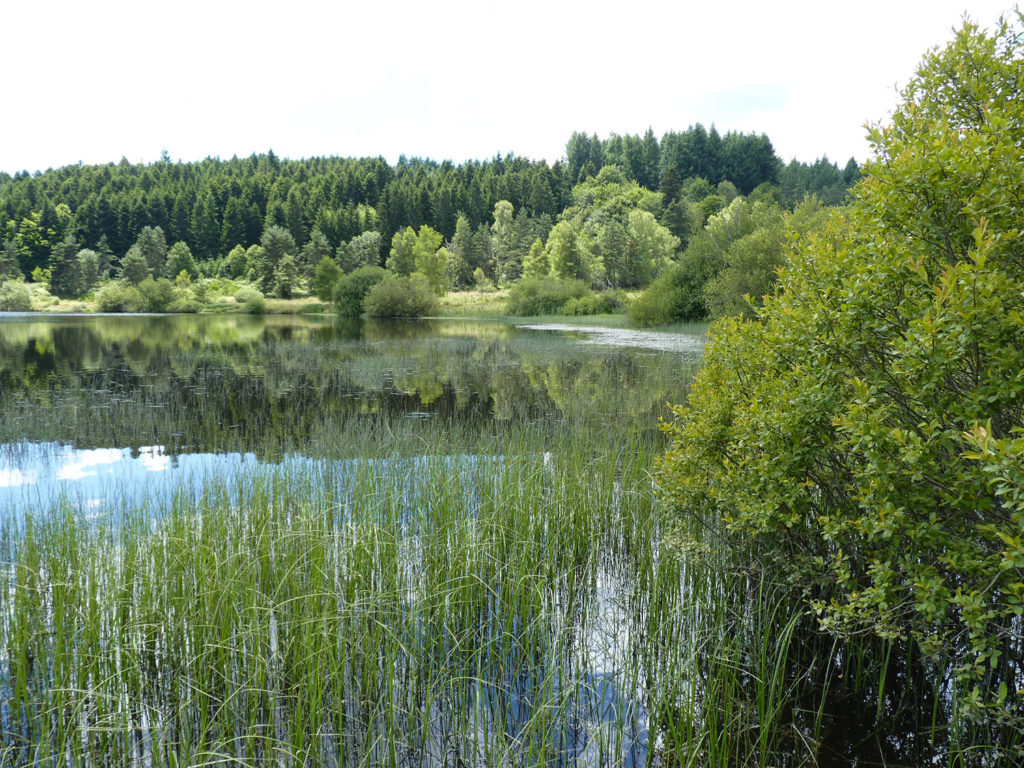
521;238;549;279
704;196;830;320
300;227;333;279
659;16;1024;737
244;244;263;281
165;241;198;279
344;230;382;271
387;227;417;276
628;257;708;326
363;273;437;317
411;226;446;294
333;265;387;316
94;281;142;312
0;280;31;311
14;211;55;276
226;244;249;278
625;210;679;286
472;266;495;291
313;255;342;301
490;200;517;283
545;221;583;281
137;277;176;312
234;285;266;314
554;166;671;288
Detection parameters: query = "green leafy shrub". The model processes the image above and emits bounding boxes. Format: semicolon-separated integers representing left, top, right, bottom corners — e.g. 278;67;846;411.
137;277;175;312
95;281;142;312
167;297;200;313
562;292;616;316
629;260;706;326
234;286;266;314
363;274;437;317
0;280;32;311
333;265;387;317
506;277;590;316
659;17;1024;740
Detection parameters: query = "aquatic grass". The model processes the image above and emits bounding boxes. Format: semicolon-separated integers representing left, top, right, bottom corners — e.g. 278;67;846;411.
0;435;671;767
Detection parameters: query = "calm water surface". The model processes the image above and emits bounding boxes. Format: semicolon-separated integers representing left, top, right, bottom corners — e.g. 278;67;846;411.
0;313;702;518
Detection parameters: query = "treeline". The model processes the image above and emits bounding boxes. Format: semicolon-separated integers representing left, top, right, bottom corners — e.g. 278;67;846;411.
0;126;857;281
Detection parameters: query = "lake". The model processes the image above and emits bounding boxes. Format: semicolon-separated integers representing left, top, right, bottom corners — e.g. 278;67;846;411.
0;313;704;768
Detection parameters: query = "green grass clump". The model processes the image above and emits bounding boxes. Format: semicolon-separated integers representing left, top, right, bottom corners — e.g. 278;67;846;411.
0;436;664;767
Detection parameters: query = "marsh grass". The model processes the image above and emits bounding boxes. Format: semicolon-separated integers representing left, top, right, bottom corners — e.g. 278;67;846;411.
0;434;668;767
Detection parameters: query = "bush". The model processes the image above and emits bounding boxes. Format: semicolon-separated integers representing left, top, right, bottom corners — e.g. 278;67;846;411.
167;297;200;313
562;292;615;316
659;17;1024;739
0;280;32;311
234;286;266;314
137;277;175;312
333;266;387;317
363;274;437;317
95;281;142;312
505;277;590;316
629;260;708;326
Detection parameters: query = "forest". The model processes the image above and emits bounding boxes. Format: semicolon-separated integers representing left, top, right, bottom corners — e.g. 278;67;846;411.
0;125;857;315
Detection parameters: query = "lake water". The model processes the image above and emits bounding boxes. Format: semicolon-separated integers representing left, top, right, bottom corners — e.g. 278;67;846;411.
0;313;704;768
0;314;703;517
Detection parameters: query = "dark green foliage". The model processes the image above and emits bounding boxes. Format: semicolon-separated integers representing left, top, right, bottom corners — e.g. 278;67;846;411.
0;240;23;280
134;226;168;275
76;249;100;295
629;258;707;326
48;234;81;298
256;225;296;294
119;247;150;285
505;277;590;316
332;265;387;316
362;274;437;317
0;128;853;292
272;253;301;298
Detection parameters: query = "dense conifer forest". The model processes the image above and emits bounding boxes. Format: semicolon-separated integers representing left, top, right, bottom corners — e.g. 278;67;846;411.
0;126;857;282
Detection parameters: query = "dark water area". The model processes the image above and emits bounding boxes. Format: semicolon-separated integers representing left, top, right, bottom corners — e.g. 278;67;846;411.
0;314;701;459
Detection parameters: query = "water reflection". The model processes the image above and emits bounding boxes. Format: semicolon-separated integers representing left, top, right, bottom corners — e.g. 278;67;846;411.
0;315;702;456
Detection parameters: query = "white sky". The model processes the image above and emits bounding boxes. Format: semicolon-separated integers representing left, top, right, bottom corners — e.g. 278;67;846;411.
0;1;1016;175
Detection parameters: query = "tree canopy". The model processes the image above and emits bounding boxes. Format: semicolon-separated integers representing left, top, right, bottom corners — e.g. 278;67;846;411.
659;15;1024;742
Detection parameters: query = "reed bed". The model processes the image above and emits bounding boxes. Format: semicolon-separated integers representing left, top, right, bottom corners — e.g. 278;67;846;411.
0;436;671;767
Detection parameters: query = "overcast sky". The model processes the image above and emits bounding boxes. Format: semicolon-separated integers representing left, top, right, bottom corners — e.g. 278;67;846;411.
0;1;1015;175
